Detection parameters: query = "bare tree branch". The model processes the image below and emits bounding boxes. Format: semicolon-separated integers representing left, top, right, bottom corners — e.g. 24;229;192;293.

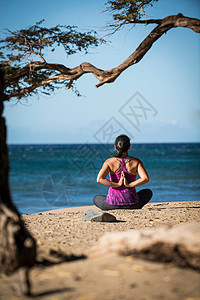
131;18;161;24
94;14;200;87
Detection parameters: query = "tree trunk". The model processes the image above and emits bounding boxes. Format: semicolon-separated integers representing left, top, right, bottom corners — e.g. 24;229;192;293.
0;65;36;274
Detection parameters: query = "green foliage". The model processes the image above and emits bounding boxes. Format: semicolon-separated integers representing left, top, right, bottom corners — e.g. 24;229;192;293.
0;20;105;100
1;20;104;62
105;0;158;27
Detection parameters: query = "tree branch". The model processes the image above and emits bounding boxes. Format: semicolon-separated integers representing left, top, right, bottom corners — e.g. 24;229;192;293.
130;18;161;24
94;13;200;87
4;62;70;88
7;74;68;99
4;14;200;100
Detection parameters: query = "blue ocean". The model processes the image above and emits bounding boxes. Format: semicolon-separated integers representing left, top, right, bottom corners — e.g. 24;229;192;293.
8;143;200;214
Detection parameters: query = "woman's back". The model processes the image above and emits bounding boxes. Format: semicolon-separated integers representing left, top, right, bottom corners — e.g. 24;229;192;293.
106;156;140;176
108;156;137;192
104;156;140;205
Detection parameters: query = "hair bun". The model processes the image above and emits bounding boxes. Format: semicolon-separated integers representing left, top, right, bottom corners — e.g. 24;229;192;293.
114;134;130;158
117;141;123;148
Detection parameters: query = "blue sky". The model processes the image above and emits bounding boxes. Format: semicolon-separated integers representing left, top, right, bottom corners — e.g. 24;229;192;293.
0;0;200;144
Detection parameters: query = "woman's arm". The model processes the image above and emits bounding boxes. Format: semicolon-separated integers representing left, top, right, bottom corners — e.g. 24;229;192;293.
97;161;124;188
124;161;149;188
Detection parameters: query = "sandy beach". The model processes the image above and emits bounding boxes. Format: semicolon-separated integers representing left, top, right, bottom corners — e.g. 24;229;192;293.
0;201;200;299
23;201;200;257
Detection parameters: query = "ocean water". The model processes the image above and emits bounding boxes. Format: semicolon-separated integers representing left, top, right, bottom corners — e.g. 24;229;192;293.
8;143;200;214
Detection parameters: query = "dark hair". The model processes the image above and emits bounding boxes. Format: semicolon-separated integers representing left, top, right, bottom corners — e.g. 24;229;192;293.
113;134;131;158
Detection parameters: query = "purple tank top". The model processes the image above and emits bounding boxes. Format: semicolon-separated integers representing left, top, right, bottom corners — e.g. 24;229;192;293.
105;157;139;206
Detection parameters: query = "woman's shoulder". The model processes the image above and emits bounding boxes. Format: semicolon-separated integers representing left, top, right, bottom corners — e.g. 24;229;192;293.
105;157;117;164
102;157;116;166
127;156;142;164
103;156;142;164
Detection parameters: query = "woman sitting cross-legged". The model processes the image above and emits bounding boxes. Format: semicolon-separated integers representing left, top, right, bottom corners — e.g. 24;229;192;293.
93;134;153;211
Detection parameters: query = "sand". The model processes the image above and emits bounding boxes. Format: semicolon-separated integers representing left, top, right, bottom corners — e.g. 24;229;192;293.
23;201;200;257
0;201;200;300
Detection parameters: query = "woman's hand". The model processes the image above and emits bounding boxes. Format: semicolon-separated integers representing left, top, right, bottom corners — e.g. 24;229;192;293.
123;173;130;187
97;161;125;188
119;171;130;187
118;171;125;187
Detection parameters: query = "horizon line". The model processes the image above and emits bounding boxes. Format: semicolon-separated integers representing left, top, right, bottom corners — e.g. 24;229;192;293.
7;141;200;146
